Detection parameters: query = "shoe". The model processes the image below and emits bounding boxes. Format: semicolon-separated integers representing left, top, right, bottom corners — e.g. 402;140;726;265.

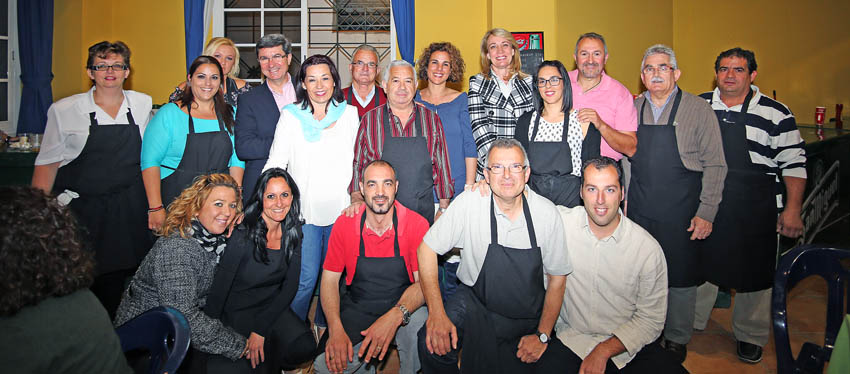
737;341;763;363
663;339;687;364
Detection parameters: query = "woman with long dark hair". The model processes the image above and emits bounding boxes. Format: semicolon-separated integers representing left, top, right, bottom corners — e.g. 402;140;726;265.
515;60;601;207
141;55;245;232
205;168;317;373
263;54;360;329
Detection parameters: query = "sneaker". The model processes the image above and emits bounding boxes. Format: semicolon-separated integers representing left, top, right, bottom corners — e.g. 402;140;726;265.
663;339;687;364
737;341;763;363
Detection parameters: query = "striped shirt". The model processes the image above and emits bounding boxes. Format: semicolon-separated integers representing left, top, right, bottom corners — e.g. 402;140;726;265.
349;103;454;200
700;85;807;208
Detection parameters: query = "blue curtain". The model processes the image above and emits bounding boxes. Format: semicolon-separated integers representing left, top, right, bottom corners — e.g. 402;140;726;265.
17;0;54;134
184;0;206;74
391;0;415;64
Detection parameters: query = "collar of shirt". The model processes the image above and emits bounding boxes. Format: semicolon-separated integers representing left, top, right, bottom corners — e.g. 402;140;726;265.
645;85;679;123
568;70;613;96
491;68;517;99
78;86;130;120
269;73;296;108
352;85;376;107
385;103;419;135
581;209;626;243
710;84;760;112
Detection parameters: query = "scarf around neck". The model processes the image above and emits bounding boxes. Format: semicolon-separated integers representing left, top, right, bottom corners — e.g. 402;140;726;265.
190;219;227;263
284;99;348;142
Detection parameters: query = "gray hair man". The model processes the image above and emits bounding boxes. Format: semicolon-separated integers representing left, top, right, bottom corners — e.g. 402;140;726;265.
346;60;454;226
344;44;386;117
234;33;297;203
627;44;727;363
694;47;806;364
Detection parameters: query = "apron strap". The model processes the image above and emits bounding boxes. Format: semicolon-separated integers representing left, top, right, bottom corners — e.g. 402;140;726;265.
89;112;98;127
639;88;683;126
529;110;569;145
186;105;197;134
710;88;753;116
489;193;538;248
126;108;137;126
358;207;401;257
382;105;423;139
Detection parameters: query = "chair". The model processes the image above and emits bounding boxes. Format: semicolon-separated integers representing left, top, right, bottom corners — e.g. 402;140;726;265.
115;306;191;374
772;244;850;374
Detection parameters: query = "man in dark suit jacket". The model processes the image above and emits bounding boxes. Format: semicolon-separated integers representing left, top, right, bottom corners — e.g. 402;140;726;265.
235;34;297;200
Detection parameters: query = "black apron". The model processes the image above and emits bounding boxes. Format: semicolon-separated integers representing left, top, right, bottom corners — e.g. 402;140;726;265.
526;113;580;207
701;90;777;292
628;90;703;287
461;194;545;374
347;86;381;109
53;108;151;275
318;209;410;349
160;106;233;206
380;107;435;224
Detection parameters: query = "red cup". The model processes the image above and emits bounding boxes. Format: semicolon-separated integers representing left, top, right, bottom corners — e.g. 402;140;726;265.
815;106;826;125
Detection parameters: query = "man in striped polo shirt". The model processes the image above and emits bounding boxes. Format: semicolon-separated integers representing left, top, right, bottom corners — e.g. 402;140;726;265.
696;47;807;364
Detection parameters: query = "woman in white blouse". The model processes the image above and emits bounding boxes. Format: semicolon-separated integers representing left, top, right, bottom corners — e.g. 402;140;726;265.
263;54;360;329
514;60;601;207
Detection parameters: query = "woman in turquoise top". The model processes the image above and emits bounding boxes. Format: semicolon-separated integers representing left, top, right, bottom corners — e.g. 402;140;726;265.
142;55;245;232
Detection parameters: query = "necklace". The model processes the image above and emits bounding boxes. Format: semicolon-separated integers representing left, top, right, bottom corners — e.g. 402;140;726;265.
582;78;602;93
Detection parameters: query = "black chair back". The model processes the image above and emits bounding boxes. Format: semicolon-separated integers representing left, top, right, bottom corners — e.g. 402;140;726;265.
115;306;191;374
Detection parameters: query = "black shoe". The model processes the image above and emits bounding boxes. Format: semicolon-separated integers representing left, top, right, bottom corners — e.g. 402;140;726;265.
737;341;763;363
663;339;687;364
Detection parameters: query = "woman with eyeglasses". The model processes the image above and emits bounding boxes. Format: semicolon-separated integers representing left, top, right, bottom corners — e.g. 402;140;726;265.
31;41;154;319
141;55;245;232
169;37;251;107
515;60;601;207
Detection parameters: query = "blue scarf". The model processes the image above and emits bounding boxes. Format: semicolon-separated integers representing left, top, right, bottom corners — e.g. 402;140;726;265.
284;100;348;142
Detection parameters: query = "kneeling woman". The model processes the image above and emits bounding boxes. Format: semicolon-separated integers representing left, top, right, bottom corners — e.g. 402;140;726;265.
115;174;248;370
515;60;601;207
205;168;317;373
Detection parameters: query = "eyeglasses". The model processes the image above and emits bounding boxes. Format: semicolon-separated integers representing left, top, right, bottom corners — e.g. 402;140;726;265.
486;163;527;174
90;63;128;71
258;54;287;64
351;60;378;70
536;76;562;87
642;64;673;75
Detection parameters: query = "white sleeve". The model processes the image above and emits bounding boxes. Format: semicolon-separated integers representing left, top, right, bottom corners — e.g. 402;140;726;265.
262;110;293;172
34;104;67;165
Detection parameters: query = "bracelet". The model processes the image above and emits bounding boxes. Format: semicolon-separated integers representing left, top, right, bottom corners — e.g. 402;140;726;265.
147;205;164;213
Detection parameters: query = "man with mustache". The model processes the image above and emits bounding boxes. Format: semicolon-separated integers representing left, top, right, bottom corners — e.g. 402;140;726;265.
343;44;387;118
536;157;687;374
568;32;638;161
695;48;806;364
347;60;453;225
629;44;727;363
315;160;430;374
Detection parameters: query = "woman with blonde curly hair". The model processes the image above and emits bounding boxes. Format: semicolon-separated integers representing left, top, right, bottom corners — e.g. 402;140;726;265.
169;37;251;107
468;28;535;178
115;173;249;372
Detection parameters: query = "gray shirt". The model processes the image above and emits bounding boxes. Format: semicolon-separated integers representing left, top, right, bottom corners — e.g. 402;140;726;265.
423;187;572;287
554;206;668;369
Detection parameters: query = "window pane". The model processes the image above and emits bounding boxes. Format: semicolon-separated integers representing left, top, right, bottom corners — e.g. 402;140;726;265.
225;11;260;44
0;40;7;80
289;47;301;78
0;0;7;35
225;0;260;8
0;82;7;122
237;46;260;80
265;0;301;7
264;11;301;43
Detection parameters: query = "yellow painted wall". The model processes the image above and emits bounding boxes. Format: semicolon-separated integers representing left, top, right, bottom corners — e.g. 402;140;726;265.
52;1;185;104
673;0;850;122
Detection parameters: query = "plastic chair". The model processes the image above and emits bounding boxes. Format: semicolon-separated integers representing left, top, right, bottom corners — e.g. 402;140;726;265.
772;244;850;374
115;306;191;374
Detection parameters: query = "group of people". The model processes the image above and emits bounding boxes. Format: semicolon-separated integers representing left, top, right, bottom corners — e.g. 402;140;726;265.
11;25;807;374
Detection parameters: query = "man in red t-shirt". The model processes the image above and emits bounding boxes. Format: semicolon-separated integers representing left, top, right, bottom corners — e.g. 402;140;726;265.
314;160;429;374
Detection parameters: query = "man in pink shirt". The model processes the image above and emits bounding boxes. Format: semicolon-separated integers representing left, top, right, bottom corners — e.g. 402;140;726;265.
568;32;637;160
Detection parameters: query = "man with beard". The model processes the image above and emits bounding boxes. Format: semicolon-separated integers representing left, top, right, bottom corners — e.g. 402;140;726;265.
315;160;430;374
629;44;726;363
695;48;806;364
568;33;638;160
537;157;687;374
343;44;387;118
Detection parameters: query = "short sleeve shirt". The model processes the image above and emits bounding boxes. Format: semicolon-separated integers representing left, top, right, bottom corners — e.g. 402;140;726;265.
423;187;572;286
324;201;430;285
568;70;637;160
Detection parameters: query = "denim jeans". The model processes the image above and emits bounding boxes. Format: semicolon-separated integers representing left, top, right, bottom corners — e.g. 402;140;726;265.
291;223;333;323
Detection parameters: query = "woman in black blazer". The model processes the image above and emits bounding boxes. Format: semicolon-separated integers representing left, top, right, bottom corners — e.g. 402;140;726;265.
205;168;317;373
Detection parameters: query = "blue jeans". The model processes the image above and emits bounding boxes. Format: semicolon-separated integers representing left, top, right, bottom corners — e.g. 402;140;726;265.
291;223;333;323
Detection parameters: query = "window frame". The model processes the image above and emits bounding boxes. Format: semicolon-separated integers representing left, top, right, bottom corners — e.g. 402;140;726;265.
1;0;20;135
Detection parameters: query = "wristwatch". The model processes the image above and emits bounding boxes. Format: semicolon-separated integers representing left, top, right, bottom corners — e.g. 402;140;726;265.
397;304;411;326
536;330;549;344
